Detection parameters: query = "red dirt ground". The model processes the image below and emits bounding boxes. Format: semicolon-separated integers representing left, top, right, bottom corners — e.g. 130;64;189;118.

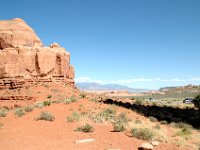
0;100;192;150
0;83;198;150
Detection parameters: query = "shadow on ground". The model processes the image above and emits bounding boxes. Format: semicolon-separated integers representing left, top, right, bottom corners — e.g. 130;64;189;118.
101;99;200;129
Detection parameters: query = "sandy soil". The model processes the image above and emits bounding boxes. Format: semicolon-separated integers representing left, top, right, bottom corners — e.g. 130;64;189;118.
0;100;193;150
0;83;198;150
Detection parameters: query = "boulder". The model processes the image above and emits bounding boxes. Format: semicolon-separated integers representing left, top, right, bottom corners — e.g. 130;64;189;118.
138;143;153;150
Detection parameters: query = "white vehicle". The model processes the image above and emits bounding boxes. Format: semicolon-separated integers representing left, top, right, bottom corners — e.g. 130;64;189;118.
183;98;193;104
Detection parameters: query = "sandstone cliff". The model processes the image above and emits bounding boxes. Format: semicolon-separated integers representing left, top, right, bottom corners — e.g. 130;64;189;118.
0;18;74;88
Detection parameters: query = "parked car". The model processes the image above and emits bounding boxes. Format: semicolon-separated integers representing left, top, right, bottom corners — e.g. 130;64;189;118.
183;98;193;104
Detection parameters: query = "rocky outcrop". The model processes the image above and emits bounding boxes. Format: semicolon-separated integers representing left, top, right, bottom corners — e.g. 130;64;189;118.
0;18;42;49
0;18;75;88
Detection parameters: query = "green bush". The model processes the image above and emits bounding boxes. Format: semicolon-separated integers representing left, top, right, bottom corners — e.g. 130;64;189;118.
177;128;192;137
69;96;78;102
64;99;71;104
24;105;34;112
112;121;126;132
135;99;143;105
0;108;7;117
52;100;61;104
91;108;116;123
47;94;52;99
130;128;155;141
112;113;128;132
14;108;25;117
43;101;51;106
76;124;94;133
35;111;55;121
35;101;44;108
67;112;80;122
79;93;86;98
193;94;200;108
99;108;116;121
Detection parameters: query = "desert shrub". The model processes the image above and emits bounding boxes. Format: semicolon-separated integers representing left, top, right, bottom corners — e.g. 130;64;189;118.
76;124;94;133
112;121;126;132
24;105;34;112
43;100;51;106
79;93;86;98
135;99;143;105
35;111;55;121
0;108;7;117
131;128;155;140
130;128;155;141
149;116;158;122
112;113;129;132
160;120;168;125
177;128;192;137
35;101;44;108
170;122;192;129
135;119;142;124
14;108;25;117
99;108;116;121
64;99;71;104
81;111;88;116
193;94;200;108
67;112;80;122
47;94;52;99
52;100;61;104
90;114;103;123
117;113;129;123
69;96;78;102
91;108;116;123
154;124;161;130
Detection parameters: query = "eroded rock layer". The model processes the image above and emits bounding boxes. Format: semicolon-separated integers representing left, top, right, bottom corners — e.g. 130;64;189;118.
0;18;75;89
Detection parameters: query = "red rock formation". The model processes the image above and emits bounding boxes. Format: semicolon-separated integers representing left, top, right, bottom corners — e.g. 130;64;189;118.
0;18;42;49
0;18;75;89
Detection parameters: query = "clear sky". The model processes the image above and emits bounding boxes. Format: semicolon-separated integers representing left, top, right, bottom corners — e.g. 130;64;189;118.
1;0;200;89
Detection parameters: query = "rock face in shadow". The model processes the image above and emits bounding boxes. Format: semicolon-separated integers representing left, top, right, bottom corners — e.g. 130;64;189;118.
0;18;74;87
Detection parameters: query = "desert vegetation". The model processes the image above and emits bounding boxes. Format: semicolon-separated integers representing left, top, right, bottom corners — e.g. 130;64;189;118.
14;108;25;117
131;127;155;141
23;105;34;112
0;88;199;150
75;124;94;133
67;112;80;122
0;108;7;117
193;93;200;108
35;111;55;121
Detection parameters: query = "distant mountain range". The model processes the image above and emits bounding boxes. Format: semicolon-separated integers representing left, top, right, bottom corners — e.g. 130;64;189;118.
76;82;151;93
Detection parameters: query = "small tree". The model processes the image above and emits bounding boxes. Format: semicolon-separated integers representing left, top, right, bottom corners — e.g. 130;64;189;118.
193;94;200;109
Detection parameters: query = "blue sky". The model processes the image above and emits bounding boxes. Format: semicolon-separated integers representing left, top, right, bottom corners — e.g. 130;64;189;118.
1;0;200;89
